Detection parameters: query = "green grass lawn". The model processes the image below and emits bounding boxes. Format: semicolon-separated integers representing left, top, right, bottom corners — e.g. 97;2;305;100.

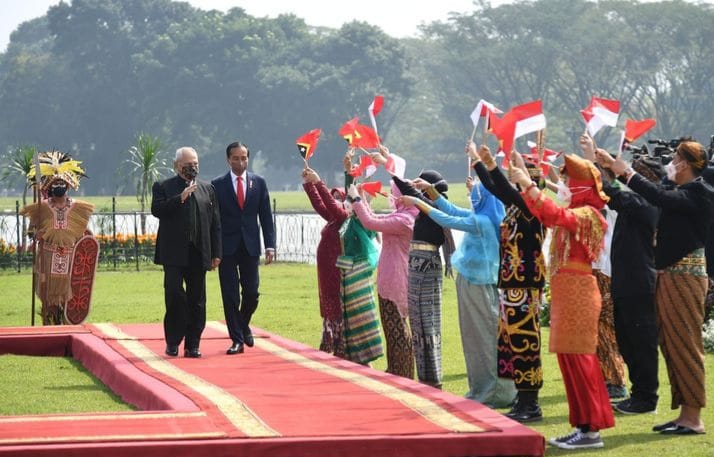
1;264;713;455
0;190;473;213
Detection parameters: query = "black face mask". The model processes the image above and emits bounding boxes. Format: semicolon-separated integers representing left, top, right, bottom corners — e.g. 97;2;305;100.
50;185;68;197
181;165;199;180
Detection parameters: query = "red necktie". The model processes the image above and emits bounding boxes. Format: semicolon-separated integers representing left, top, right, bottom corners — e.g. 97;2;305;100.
236;176;245;209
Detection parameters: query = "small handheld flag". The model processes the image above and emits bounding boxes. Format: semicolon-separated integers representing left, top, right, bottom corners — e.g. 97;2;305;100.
295;129;321;161
368;95;384;136
580;97;620;137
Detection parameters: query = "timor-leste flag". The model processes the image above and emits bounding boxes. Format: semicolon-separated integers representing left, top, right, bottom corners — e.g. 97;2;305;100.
339;117;361;144
296;129;322;160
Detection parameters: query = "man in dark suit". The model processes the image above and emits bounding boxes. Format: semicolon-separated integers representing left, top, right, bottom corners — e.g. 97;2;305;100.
212;141;275;355
152;147;221;358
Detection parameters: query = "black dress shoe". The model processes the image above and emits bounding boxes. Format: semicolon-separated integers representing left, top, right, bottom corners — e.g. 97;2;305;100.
244;333;254;347
184;348;202;358
165;345;179;357
226;343;245;355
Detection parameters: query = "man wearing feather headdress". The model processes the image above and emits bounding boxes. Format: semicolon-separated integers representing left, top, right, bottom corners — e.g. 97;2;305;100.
20;151;95;325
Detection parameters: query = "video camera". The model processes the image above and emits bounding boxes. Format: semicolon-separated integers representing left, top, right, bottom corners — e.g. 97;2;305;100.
647;138;682;163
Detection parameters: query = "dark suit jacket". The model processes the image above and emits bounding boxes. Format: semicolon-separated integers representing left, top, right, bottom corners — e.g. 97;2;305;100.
212;171;275;257
151;175;222;270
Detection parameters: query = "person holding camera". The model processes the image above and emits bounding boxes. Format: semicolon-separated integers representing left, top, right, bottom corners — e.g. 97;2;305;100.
599;140;714;435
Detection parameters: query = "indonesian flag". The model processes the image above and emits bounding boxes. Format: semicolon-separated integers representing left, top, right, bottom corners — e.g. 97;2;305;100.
295;128;321;160
619;118;656;154
470;99;503;131
348;154;377;178
368;95;384;136
384;152;406;179
526;140;561;175
512;100;547;139
361;181;386;197
581;97;620;137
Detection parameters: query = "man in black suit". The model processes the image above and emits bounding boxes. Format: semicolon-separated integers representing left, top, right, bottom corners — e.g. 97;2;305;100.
212;141;275;355
152;147;221;358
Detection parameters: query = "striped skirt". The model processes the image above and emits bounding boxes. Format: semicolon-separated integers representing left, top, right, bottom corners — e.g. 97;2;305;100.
408;248;443;387
338;257;384;365
656;249;707;409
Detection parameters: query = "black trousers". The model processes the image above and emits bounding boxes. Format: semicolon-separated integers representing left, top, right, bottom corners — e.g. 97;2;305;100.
162;245;207;350
218;240;260;344
613;294;659;407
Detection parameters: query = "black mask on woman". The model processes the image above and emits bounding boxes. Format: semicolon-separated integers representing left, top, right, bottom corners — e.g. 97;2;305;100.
50;185;68;197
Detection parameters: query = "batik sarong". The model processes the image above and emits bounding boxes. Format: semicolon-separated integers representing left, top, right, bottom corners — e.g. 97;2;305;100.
379;296;414;379
594;270;626;386
656;249;707;409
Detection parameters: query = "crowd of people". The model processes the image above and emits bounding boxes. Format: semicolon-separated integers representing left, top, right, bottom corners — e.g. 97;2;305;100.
300;137;713;451
22;133;712;452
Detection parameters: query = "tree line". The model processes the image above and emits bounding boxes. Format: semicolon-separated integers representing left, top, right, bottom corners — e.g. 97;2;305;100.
1;0;713;194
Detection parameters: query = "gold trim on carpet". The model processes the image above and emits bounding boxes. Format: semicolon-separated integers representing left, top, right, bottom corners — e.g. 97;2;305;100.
206;322;485;433
0;412;206;423
0;432;225;445
94;323;280;438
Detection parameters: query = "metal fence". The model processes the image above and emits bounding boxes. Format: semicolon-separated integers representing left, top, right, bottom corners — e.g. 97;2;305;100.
0;198;324;272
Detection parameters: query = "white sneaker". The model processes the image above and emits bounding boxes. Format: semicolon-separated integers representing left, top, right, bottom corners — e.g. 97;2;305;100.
548;428;580;446
557;431;604;450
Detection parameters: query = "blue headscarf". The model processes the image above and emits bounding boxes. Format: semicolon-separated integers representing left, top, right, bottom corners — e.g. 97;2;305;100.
470;181;505;234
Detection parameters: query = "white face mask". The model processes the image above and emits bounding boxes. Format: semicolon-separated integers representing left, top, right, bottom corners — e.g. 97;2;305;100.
664;162;679;181
556;181;572;205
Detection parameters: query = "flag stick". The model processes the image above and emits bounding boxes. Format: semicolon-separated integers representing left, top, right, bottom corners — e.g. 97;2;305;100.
469;125;477;143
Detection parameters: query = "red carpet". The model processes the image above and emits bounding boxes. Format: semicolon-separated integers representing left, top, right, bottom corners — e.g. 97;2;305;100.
0;323;544;457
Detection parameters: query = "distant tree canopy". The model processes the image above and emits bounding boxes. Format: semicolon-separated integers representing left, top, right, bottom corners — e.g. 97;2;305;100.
1;0;713;193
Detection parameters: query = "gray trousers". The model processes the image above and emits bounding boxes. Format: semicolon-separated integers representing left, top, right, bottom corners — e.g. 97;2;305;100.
455;274;516;408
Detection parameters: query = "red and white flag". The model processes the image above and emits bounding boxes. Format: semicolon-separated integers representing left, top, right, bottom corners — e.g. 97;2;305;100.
368;95;384;136
512;99;547;139
385;153;406;179
581;97;620;137
470;99;503;132
348;154;378;178
527;140;561;175
488;100;546;164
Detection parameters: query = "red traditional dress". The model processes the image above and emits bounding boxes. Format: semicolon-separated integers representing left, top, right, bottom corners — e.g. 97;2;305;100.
523;155;615;432
303;181;348;358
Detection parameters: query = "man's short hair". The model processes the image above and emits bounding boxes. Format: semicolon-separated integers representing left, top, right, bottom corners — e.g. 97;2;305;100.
226;141;250;159
175;146;197;162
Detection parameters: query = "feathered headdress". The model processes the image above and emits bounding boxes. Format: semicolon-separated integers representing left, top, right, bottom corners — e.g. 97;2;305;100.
27;151;87;192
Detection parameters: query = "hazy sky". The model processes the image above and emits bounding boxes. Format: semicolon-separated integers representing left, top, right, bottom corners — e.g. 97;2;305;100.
1;0;489;51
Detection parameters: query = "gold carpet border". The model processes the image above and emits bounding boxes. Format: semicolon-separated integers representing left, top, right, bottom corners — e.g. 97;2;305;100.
206;322;484;433
94;323;280;438
0;431;224;445
0;412;206;423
